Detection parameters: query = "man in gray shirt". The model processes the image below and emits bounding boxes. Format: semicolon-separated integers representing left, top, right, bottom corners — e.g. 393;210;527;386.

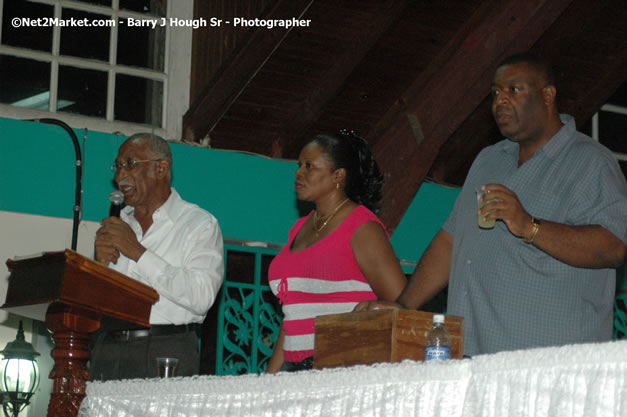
358;53;626;356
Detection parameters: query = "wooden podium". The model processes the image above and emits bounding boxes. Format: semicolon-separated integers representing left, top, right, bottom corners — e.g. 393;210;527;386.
2;250;159;417
314;309;463;369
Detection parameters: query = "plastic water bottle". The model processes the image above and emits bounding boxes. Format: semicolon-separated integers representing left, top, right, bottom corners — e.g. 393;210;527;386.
425;314;451;361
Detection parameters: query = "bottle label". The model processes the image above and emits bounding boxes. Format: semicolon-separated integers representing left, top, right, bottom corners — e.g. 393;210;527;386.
425;346;450;360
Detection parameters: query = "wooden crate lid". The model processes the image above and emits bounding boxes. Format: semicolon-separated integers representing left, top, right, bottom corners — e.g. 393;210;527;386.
314;309;463;369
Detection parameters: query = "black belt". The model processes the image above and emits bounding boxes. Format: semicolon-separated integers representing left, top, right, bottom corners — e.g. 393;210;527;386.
109;324;199;341
283;356;314;372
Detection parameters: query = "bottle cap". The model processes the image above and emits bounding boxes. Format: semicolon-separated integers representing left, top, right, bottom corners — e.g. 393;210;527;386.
433;314;445;324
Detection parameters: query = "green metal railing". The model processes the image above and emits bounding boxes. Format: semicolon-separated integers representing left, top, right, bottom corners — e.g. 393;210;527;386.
614;290;627;341
216;243;282;375
214;244;626;375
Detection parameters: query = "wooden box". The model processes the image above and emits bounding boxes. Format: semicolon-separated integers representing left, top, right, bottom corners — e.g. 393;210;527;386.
313;309;463;369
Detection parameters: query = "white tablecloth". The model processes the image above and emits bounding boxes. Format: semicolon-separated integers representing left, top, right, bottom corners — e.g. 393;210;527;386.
79;340;627;417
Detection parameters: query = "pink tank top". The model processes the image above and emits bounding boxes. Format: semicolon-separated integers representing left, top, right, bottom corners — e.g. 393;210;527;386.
268;205;386;362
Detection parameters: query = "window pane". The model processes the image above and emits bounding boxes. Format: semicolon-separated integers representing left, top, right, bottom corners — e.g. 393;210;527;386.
117;22;165;70
60;8;110;62
2;0;53;52
0;55;50;109
115;74;163;126
607;82;627;107
72;0;112;6
58;65;107;117
120;0;167;17
598;111;627;154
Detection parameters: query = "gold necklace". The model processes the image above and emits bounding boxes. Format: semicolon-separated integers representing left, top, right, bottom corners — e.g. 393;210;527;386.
314;198;349;236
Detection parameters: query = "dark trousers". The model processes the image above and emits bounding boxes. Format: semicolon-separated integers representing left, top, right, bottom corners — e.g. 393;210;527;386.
89;325;200;381
279;356;314;373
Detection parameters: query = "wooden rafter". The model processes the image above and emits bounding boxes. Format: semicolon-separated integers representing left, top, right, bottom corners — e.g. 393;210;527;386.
372;0;574;234
536;0;627;127
277;1;409;157
183;0;315;141
429;0;627;185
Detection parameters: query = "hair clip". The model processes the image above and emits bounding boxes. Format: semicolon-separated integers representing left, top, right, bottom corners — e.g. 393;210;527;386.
339;129;368;144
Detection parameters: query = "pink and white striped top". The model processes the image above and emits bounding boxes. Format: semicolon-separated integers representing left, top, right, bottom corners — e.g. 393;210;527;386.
268;205;384;362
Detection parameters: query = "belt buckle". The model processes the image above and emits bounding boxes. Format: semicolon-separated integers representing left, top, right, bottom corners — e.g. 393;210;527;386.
112;330;131;341
130;329;151;339
111;329;149;341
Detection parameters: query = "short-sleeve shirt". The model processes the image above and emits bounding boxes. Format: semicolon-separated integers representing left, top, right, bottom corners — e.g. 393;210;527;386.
443;115;627;356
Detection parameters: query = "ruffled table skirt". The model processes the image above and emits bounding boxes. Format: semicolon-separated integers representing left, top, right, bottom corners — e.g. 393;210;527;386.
79;340;627;417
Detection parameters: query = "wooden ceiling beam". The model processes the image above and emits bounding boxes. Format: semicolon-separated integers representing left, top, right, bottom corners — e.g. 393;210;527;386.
428;0;627;185
182;0;315;142
277;1;409;157
430;0;627;188
372;0;574;234
576;62;627;126
535;0;627;127
428;98;497;186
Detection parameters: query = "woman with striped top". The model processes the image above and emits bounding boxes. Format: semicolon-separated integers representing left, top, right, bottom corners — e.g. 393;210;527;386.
267;130;407;373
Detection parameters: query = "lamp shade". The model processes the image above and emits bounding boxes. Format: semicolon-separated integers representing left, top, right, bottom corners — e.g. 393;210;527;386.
0;359;39;397
0;321;40;417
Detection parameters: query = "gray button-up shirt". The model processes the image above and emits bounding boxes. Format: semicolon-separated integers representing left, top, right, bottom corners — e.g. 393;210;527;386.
443;115;627;356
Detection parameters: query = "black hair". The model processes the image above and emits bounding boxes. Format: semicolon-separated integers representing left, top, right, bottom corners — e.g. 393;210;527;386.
498;52;556;86
312;130;384;213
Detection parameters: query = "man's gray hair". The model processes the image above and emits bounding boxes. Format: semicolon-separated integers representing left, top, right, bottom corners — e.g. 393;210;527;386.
126;132;173;168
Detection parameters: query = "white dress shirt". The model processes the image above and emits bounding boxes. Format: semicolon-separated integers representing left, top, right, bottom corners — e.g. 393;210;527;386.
109;188;224;325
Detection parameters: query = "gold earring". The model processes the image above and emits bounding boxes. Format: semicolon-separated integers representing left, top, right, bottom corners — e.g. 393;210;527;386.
336;183;339;190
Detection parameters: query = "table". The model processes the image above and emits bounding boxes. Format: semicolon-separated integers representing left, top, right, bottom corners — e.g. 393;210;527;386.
79;340;627;417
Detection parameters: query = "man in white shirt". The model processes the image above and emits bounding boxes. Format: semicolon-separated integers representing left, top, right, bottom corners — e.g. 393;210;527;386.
90;133;224;380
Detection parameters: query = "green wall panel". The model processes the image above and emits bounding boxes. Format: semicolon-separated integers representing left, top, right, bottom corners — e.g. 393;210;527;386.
0;117;459;264
0;118;78;218
0;118;302;245
391;181;460;262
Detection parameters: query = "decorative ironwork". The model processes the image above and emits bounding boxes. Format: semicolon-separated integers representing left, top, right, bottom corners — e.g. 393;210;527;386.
216;245;282;375
215;245;627;372
614;291;627;341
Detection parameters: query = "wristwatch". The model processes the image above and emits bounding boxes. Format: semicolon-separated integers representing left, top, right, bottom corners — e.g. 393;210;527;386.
523;217;542;244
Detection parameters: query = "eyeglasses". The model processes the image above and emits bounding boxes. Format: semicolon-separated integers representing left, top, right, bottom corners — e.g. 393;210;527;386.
110;158;162;172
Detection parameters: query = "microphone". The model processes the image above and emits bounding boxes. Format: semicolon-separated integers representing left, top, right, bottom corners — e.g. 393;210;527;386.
109;190;125;217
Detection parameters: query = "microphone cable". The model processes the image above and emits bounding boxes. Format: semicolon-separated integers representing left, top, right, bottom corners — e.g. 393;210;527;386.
29;118;83;251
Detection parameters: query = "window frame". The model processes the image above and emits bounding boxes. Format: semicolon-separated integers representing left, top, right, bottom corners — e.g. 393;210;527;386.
0;0;193;139
591;103;627;164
